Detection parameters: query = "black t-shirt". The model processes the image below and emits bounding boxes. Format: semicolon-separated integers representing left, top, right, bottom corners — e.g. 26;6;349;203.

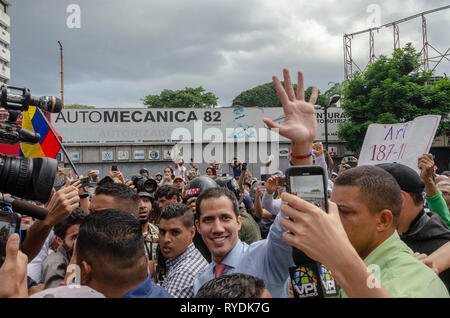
193;231;211;263
401;209;450;292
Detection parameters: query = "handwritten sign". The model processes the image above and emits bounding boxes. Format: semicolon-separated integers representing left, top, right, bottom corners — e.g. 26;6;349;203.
358;115;441;173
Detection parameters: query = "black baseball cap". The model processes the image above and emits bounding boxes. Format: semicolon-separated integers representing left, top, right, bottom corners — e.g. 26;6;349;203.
138;191;154;201
377;163;425;193
140;168;149;174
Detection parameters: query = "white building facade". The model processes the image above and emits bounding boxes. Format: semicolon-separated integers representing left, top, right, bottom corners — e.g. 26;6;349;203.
0;1;10;84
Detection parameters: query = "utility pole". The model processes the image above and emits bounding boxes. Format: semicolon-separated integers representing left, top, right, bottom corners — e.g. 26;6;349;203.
57;41;64;105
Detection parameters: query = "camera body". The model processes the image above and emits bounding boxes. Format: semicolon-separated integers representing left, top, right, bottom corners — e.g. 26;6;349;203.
0;86;61;266
131;175;158;193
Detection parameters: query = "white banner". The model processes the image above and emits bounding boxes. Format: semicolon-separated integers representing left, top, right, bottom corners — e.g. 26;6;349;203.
50;107;346;144
358;115;441;173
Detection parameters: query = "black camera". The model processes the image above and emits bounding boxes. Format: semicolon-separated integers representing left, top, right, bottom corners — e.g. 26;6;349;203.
131;175;158;193
0;86;61;203
0;151;57;203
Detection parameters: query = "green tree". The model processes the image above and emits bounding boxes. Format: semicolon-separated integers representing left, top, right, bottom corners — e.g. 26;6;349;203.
323;81;344;102
232;82;328;107
142;87;218;108
64;104;95;109
338;43;450;152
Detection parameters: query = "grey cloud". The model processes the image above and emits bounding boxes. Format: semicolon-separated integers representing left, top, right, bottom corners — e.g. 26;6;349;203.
9;0;450;107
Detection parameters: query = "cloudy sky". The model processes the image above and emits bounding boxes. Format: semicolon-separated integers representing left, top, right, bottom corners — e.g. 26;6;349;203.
9;0;450;108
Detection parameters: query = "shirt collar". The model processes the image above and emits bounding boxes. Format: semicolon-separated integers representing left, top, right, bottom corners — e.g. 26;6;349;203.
165;243;195;269
122;275;152;298
363;231;404;267
211;239;245;269
404;208;426;235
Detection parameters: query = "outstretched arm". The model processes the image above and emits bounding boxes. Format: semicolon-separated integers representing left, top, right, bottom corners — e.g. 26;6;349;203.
21;181;80;262
263;69;317;166
414;242;450;275
280;193;393;298
419;153;450;227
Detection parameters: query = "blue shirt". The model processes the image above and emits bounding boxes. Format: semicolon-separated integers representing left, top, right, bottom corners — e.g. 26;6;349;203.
232;165;242;178
243;191;254;212
122;276;172;298
193;211;294;298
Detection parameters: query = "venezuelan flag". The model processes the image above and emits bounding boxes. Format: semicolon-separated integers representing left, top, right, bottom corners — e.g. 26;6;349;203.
20;106;62;158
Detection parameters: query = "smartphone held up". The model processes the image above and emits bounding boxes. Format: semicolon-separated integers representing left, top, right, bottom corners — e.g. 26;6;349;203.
0;211;21;266
285;166;328;213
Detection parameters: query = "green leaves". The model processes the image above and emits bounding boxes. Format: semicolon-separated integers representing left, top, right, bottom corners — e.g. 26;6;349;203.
142;86;218;108
339;44;450;152
231;82;329;107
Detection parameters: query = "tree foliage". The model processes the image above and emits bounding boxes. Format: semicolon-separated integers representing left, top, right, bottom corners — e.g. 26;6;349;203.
232;82;329;107
338;43;450;152
142;87;218;108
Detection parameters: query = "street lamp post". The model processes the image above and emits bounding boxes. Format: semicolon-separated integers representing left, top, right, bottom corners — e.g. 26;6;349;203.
324;94;341;151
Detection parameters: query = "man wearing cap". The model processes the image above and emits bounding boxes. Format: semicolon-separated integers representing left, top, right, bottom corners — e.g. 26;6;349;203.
378;161;450;292
140;168;150;178
138;191;159;265
173;176;185;196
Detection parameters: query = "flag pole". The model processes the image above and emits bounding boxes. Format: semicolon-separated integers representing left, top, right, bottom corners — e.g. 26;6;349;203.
36;108;80;177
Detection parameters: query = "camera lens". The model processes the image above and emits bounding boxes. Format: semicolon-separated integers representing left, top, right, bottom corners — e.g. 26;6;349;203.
132;175;157;193
0;154;58;203
143;179;157;193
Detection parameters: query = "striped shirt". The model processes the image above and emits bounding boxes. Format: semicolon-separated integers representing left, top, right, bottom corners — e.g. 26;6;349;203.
162;243;208;298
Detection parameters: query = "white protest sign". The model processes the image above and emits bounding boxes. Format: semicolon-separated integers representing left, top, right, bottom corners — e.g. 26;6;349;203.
358;115;441;173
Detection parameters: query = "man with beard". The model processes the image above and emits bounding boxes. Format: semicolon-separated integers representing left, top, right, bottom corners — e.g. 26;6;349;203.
41;208;87;289
138;191;159;264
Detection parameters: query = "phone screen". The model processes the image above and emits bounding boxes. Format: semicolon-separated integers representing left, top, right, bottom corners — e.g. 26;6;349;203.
276;177;286;186
289;174;327;212
0;212;20;266
60;168;71;175
80;177;90;187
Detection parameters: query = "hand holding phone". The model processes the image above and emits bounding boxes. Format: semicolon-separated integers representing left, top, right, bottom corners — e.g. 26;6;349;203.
275;176;286;187
285;166;328;213
0;233;28;297
0;211;21;267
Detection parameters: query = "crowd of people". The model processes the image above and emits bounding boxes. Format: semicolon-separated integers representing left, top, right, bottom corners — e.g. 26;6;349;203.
0;69;449;298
